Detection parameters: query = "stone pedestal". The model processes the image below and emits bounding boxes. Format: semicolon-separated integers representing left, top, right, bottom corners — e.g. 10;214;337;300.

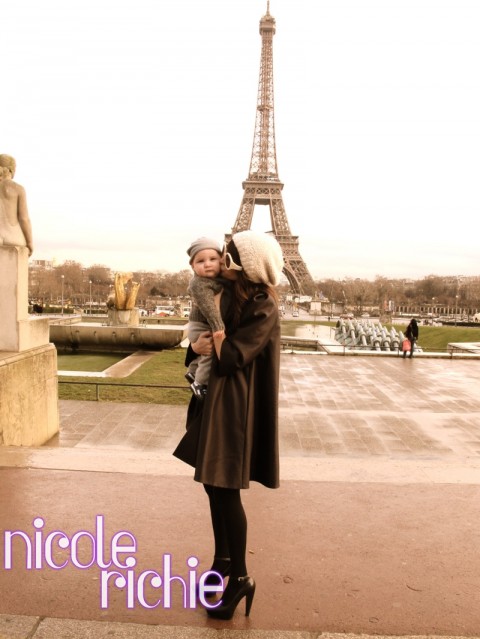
0;246;59;446
107;308;140;326
0;344;59;446
0;247;49;351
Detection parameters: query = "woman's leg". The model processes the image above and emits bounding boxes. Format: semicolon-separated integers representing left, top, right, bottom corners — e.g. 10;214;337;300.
203;485;255;617
208;486;247;579
203;484;248;579
203;484;230;564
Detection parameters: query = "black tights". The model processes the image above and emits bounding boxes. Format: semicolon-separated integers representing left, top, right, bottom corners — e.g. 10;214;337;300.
203;484;247;579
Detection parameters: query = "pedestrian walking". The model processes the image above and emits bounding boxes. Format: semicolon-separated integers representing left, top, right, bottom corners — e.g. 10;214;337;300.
404;318;419;358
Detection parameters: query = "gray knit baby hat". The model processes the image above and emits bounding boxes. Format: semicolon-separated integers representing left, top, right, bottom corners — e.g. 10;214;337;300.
187;237;222;264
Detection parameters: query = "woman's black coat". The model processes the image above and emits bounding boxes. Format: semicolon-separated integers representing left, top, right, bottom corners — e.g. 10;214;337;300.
406;319;419;340
173;290;280;490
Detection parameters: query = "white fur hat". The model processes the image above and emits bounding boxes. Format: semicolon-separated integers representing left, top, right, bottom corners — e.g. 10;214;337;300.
232;231;284;286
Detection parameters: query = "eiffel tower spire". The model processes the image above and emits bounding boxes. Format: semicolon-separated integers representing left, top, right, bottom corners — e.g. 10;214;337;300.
228;2;316;295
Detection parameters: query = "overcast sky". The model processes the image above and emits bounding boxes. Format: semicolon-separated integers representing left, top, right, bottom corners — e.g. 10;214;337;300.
3;0;480;281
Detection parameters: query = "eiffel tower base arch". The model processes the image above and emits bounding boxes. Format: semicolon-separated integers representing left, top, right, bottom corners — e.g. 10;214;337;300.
227;181;316;296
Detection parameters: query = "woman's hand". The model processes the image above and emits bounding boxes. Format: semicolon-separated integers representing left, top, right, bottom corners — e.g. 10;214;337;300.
191;331;213;355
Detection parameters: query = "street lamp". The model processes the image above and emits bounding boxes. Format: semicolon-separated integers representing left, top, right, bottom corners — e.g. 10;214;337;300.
89;280;92;315
312;293;318;336
61;275;65;315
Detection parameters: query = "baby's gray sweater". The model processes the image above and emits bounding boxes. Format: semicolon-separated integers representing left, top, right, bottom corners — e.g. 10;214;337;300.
188;275;225;332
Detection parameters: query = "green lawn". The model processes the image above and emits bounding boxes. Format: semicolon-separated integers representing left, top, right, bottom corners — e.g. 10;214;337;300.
57;351;127;372
390;324;480;352
58;348;190;404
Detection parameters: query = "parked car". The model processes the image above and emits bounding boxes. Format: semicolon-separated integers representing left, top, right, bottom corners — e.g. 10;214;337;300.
292;311;299;317
154;305;175;316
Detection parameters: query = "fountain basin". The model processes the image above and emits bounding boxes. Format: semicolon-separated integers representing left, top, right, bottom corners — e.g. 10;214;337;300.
50;322;187;352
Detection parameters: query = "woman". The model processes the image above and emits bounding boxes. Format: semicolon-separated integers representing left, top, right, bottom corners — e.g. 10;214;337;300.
173;230;283;620
404;318;419;358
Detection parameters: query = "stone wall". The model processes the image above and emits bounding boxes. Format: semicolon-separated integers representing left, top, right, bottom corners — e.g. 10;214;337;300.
0;344;59;446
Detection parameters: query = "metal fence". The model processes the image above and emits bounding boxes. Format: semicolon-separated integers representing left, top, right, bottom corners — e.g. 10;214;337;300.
58;380;190;401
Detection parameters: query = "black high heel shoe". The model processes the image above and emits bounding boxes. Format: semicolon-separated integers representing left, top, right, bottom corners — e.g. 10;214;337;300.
198;557;231;598
207;575;256;620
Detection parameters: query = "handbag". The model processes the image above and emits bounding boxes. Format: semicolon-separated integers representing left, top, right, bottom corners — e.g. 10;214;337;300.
402;338;411;352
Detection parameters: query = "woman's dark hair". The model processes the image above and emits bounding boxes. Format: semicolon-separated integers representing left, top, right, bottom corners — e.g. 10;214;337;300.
227;239;278;328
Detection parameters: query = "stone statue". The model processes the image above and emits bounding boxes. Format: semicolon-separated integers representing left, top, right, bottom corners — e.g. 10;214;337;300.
114;272;140;310
0;155;34;256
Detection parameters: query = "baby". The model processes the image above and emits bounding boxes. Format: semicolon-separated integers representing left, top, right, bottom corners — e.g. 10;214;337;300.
185;237;225;400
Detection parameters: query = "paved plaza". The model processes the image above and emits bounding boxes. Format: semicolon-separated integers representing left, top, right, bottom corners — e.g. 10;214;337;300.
0;353;480;638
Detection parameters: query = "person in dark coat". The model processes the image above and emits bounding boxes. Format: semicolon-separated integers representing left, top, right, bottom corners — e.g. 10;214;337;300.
404;318;419;358
173;230;283;620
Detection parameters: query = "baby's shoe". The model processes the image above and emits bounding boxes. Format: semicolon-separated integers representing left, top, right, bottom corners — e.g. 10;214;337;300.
190;381;207;401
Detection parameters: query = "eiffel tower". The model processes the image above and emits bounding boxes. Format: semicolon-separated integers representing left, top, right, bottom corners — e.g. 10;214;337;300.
227;2;316;295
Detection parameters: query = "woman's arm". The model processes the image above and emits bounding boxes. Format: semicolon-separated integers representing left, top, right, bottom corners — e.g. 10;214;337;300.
216;293;279;375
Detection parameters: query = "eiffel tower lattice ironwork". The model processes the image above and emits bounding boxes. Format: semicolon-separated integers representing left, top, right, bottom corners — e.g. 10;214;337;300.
227;2;315;295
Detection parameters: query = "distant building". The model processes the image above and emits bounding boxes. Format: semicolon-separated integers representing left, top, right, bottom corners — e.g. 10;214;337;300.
30;259;54;270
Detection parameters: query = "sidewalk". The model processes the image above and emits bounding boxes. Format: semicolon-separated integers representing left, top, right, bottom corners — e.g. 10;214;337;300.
1;354;480;638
